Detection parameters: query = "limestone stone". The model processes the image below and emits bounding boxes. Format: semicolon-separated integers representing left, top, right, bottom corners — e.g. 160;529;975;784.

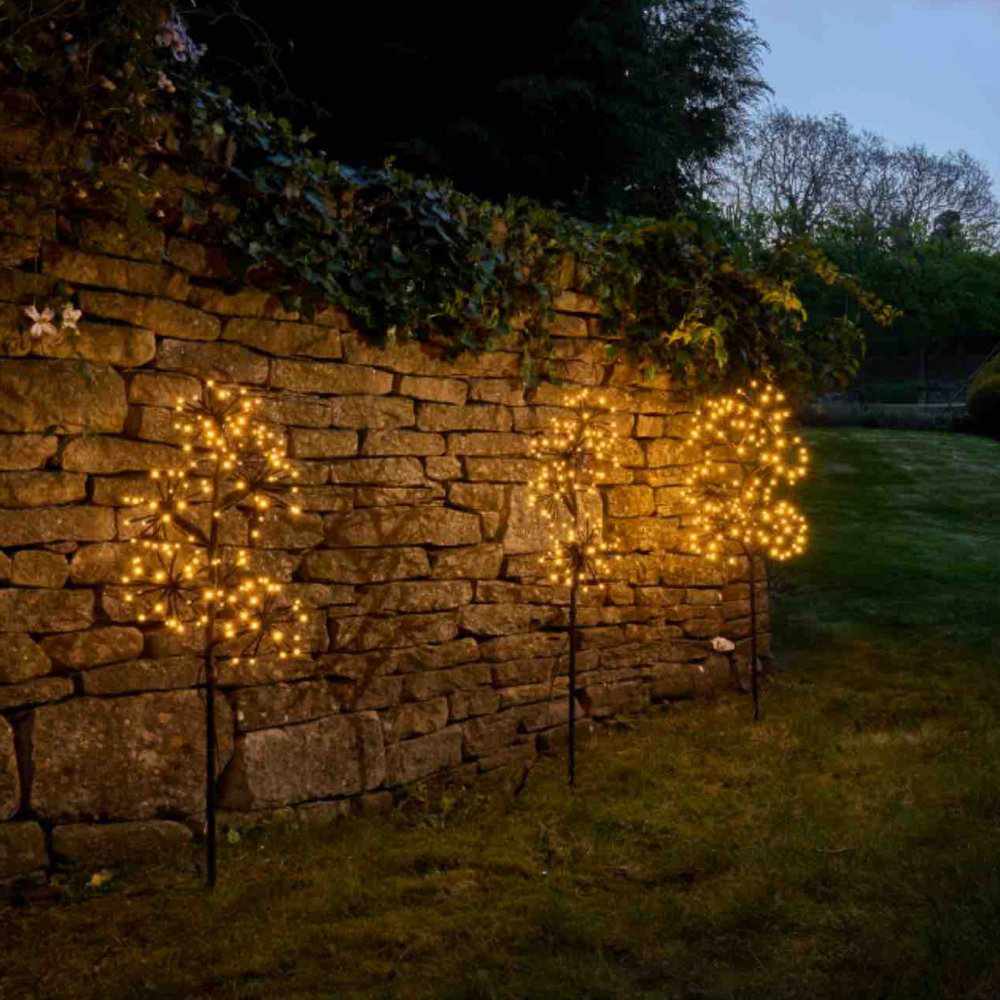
462;714;519;756
218;712;385;810
362;431;445;456
0;360;126;433
0;434;57;470
0;677;73;711
344;333;520;378
326;507;480;547
127;371;202;406
39;322;156;367
83;656;203;695
51;821;193;866
232;680;355;731
649;663;696;700
448;688;500;720
468;380;525;406
460;604;561;636
491;656;557;686
303;547;430;583
10;550;68;588
358;581;473;613
0;506;114;546
607;485;655;518
635;415;665;437
0;634;52;683
222;317;341;358
40;627;144;671
327;458;425;486
383;698;449;741
607;517;686;552
271;359;392;395
290;429;358;459
62;437;182;473
476;582;569;604
68;542;131;584
31;692;233;821
479;632;567;662
156;338;268;383
465;458;538;482
253;511;324;550
1;717;18;819
384;727;463;784
165;237;231;279
424;456;463;480
416;403;512;432
189;286;296;319
447;483;505;511
354;485;444;507
401;664;490;700
0;588;93;632
0;471;86;507
332;613;459;651
258;393;330;428
78;219;164;261
446;432;528;456
429;544;504;580
398;376;467;405
0;823;46;879
322;639;476;684
646;437;698;467
44;248;189;300
330;396;414;429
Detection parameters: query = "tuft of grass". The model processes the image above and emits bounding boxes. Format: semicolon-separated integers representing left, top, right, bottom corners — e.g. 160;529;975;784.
3;427;1000;999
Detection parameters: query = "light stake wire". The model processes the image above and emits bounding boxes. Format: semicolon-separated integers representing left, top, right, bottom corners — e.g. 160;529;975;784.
121;378;309;887
682;379;809;721
526;388;620;786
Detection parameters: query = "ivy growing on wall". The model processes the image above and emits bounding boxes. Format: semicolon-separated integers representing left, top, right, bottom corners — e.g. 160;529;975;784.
0;0;898;391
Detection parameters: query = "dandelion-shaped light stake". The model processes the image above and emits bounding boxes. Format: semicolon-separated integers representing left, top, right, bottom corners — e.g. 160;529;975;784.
683;380;809;721
526;389;619;786
122;379;308;887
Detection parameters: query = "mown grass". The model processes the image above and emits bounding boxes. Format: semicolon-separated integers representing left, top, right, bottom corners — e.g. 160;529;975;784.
3;427;1000;1000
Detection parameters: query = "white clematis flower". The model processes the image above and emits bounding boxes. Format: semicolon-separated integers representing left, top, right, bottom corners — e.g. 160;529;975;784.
24;304;57;340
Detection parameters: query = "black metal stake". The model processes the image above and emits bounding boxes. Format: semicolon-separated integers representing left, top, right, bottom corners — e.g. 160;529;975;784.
204;644;217;889
568;573;578;787
749;549;759;722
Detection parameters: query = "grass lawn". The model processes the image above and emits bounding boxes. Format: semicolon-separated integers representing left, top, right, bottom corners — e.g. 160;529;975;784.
3;428;1000;1000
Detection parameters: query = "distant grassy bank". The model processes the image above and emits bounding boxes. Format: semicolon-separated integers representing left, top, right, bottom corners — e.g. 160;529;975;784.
3;428;1000;1000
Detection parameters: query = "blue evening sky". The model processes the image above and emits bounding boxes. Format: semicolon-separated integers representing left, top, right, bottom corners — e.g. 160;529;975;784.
747;0;1000;191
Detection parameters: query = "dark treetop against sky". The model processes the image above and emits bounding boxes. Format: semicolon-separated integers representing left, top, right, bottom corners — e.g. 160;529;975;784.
749;0;1000;192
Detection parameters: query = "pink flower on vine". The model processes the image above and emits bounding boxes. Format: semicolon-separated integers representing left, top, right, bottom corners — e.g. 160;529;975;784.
61;304;82;331
157;71;176;94
24;305;57;340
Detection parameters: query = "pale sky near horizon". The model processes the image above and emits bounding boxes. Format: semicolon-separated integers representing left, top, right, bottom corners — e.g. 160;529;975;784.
747;0;1000;192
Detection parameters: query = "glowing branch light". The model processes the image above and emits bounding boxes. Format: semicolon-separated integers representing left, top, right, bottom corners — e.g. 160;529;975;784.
682;379;810;720
121;378;308;887
525;388;621;786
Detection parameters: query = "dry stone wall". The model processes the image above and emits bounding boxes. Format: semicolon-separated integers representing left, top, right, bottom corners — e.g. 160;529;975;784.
0;187;770;885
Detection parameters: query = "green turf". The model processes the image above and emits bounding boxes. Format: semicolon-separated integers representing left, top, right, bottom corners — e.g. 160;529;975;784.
3;428;1000;1000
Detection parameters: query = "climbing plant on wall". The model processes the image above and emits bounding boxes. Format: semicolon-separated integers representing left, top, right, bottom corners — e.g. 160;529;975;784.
121;377;311;887
0;0;899;395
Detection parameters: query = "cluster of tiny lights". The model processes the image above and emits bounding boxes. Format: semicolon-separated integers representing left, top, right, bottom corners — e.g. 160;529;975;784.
682;380;809;564
121;380;307;666
526;389;620;589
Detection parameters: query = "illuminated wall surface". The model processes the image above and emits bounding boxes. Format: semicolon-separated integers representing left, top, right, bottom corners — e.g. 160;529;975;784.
0;152;769;885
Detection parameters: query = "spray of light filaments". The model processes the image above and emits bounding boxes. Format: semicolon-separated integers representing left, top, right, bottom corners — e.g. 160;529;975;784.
682;378;809;721
682;380;809;566
525;388;620;590
120;379;308;667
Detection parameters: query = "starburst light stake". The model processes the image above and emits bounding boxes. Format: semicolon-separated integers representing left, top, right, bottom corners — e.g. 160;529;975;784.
121;378;309;887
526;389;620;786
682;380;809;721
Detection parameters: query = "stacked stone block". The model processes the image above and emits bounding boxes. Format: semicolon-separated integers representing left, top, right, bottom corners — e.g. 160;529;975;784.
0;197;770;885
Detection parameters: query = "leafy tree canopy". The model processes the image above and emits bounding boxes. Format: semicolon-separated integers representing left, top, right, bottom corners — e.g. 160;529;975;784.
192;0;771;219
